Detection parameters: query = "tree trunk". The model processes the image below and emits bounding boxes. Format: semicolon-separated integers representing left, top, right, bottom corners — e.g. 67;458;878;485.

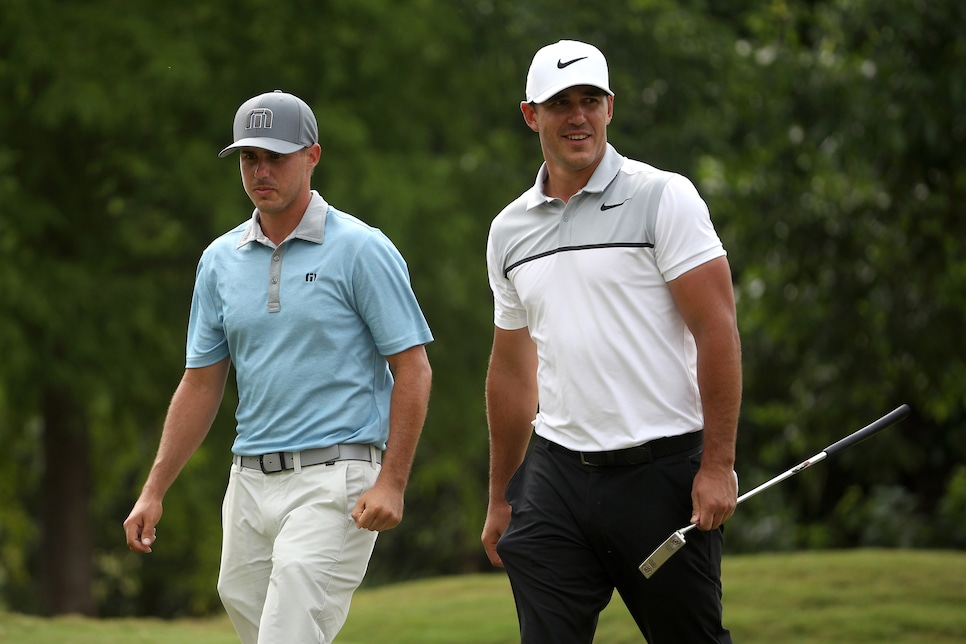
40;387;94;615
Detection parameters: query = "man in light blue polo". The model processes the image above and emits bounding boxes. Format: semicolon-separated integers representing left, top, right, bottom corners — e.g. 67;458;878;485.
124;90;433;643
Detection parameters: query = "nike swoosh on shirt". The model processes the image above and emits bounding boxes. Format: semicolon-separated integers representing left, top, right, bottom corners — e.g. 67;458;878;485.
600;199;631;211
557;57;588;69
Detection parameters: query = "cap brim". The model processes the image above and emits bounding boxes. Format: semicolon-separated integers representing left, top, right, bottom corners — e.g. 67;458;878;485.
530;81;614;105
218;137;307;158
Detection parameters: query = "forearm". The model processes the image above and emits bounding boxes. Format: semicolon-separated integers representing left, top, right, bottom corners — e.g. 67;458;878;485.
125;361;229;551
695;324;742;471
485;398;535;503
379;346;432;491
140;361;229;500
668;257;742;472
485;342;538;502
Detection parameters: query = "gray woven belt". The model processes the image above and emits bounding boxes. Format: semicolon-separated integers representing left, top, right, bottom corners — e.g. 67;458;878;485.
236;444;382;474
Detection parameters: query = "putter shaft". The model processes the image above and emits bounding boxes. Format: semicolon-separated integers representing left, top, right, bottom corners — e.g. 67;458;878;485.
638;404;911;578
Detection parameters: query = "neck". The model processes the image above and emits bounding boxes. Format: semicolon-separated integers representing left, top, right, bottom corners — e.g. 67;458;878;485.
543;162;601;203
258;190;313;245
541;144;608;203
544;172;590;203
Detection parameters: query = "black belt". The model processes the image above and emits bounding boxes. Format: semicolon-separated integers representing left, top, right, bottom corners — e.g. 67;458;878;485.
235;444;382;474
540;431;703;467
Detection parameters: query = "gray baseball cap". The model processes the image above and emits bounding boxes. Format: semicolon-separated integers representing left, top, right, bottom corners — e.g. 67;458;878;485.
218;90;318;157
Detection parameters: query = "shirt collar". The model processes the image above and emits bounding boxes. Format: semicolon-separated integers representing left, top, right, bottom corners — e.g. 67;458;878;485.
236;190;329;249
526;143;624;210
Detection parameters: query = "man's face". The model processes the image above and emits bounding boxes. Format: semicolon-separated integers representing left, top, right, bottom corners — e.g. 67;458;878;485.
523;85;614;175
238;145;319;216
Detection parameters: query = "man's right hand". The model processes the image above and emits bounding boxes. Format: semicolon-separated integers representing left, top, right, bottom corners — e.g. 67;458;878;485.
481;501;512;567
123;498;161;553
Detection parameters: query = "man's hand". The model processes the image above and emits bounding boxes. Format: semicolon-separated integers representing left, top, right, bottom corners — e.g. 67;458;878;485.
690;465;738;531
123;498;162;553
351;483;404;532
481;501;512;567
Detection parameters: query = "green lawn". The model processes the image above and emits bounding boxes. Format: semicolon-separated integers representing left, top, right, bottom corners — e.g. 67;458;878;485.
2;550;964;643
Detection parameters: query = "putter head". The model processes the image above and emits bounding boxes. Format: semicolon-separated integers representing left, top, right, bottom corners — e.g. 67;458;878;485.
638;529;688;578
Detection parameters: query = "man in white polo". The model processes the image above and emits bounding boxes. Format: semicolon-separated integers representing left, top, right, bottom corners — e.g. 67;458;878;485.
124;90;433;643
482;41;741;642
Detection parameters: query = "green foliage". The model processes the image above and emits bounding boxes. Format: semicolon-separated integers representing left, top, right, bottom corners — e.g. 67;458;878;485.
936;466;966;548
712;0;966;553
1;0;963;616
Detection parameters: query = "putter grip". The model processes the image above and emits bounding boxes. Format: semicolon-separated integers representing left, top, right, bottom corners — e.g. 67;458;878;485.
823;404;910;456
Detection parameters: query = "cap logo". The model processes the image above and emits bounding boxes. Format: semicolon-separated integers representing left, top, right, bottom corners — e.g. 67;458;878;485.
246;108;273;131
557;56;587;69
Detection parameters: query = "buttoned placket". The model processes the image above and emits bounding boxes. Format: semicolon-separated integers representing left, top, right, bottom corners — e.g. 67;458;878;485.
268;244;286;313
557;192;585;246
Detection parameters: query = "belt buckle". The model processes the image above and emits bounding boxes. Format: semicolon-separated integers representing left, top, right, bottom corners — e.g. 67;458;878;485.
579;452;600;467
259;452;286;474
323;445;341;465
626;444;653;465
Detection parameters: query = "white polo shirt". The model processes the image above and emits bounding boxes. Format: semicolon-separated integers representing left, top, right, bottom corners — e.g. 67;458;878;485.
486;145;725;451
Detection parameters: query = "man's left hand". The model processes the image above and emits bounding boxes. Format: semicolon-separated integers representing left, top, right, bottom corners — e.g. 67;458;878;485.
351;484;404;532
690;465;738;531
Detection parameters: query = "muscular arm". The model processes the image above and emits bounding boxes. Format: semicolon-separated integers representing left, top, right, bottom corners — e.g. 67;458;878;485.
351;344;432;532
668;255;742;531
481;326;539;567
123;357;231;552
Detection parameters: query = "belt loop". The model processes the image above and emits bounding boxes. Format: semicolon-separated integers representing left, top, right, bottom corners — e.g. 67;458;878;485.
293;451;302;473
233;454;242;472
370;444;379;469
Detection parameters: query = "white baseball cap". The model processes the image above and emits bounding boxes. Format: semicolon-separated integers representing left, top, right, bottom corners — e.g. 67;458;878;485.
219;90;318;157
525;40;614;104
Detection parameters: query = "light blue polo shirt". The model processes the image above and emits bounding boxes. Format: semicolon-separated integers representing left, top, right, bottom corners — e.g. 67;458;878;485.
186;191;433;455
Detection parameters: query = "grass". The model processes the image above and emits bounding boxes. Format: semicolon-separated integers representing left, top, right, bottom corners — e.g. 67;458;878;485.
2;550;964;643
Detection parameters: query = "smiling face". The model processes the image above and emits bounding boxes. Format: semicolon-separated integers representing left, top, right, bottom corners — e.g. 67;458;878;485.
521;85;614;198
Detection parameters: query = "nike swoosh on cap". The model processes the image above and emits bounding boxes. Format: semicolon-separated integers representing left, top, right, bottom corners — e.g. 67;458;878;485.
600;199;631;211
557;57;588;69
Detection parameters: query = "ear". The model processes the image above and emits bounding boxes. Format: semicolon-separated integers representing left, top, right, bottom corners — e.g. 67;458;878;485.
306;143;322;167
605;95;614;125
520;101;539;133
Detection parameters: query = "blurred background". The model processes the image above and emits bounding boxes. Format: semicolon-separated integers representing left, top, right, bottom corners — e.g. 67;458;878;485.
1;0;963;619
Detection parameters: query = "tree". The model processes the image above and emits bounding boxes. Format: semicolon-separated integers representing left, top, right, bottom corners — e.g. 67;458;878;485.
0;0;240;614
698;0;966;549
1;0;963;617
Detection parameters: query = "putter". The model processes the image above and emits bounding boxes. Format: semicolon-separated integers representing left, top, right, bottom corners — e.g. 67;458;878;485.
638;403;911;578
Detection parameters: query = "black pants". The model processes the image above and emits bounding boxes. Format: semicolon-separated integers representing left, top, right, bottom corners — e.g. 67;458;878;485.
497;436;731;643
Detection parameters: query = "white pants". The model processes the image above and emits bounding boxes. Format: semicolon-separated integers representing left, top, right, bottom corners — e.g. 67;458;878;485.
217;458;380;644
